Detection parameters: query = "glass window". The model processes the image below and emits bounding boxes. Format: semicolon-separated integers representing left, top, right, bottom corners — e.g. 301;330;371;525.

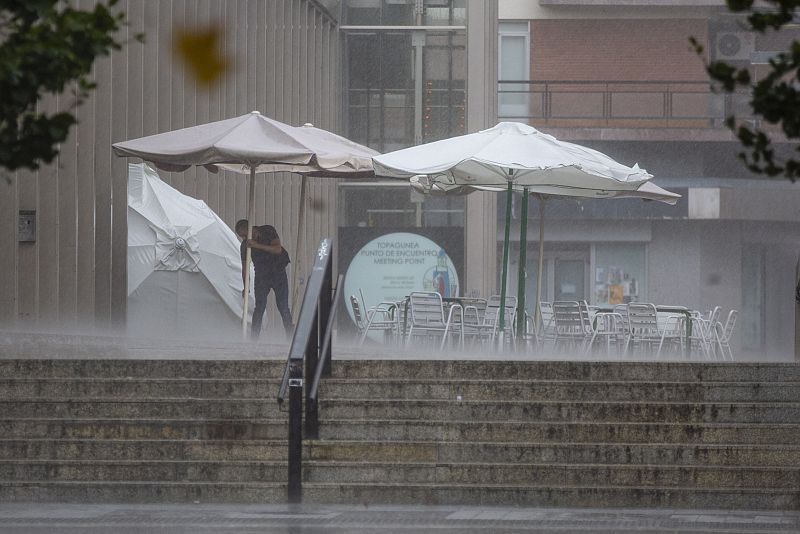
339;183;464;228
498;21;530;120
593;243;646;305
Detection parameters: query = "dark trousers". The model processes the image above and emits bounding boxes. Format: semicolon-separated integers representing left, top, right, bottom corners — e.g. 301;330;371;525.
252;269;293;339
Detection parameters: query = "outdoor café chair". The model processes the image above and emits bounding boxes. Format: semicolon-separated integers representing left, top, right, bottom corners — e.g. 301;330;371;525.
585;312;626;357
625;303;682;358
552;301;588;353
405;291;463;350
350;295;399;346
536;302;556;345
714;309;738;361
484;295;518;348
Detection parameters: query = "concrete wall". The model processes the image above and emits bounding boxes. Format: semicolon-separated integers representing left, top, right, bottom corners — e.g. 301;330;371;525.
0;0;341;332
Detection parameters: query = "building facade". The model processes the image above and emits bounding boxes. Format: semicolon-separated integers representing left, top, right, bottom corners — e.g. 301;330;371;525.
0;0;499;334
495;0;800;359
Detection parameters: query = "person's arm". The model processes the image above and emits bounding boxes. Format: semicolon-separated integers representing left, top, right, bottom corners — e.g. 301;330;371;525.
245;238;282;255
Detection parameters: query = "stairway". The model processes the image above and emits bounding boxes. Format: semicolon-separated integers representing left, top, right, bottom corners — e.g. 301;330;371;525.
0;358;798;508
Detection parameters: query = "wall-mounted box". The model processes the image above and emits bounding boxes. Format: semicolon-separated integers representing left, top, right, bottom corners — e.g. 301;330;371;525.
18;210;36;242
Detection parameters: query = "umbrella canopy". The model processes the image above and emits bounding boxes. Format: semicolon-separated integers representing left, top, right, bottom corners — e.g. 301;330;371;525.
409;175;680;205
374;121;651;190
113;111;377;175
114;111;378;337
127;163;253;339
374;122;670;344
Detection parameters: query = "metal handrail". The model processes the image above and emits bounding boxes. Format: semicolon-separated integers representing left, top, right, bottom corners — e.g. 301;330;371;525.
309;273;344;402
275;238;333;504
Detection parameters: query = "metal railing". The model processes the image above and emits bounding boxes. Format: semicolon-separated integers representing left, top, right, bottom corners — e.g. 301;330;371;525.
498;79;757;128
277;237;341;503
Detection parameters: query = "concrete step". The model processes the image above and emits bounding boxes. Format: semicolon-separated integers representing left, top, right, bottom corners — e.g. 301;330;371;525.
0;379;279;400
0;481;285;503
316;420;800;445
330;360;800;382
0;479;794;508
5;359;799;382
0;440;287;461
0;360;286;379
3;460;796;490
317;379;800;402
4;398;794;423
2;418;797;445
5;439;797;467
319;399;800;424
305;441;800;467
4;378;799;402
0;419;288;440
0;399;286;419
302;461;800;489
301;482;798;510
0;460;287;482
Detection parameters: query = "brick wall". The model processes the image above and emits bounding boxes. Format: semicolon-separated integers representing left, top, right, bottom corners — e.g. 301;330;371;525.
531;19;709;81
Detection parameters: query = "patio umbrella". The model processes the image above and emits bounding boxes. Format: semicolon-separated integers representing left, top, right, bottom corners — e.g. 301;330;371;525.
374;122;659;339
114;111;377;337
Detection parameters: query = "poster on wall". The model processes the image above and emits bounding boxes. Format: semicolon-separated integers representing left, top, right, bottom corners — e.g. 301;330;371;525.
343;232;460;337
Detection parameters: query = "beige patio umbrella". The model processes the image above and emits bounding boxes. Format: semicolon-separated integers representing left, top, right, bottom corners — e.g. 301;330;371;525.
114;111;377;337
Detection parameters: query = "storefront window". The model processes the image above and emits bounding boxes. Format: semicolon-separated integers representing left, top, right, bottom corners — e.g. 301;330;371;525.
593;243;646;305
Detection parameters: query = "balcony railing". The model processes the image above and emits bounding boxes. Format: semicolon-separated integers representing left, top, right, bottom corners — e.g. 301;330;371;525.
498;80;757;129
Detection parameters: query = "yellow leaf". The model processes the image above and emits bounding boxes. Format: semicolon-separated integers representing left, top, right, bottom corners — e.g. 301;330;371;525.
174;25;228;85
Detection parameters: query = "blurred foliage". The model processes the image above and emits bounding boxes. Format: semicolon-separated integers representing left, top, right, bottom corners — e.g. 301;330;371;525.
174;25;228;86
691;0;800;181
0;0;139;175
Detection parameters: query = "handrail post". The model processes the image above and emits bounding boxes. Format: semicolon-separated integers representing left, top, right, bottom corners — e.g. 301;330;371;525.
278;237;333;504
305;259;332;439
287;358;303;503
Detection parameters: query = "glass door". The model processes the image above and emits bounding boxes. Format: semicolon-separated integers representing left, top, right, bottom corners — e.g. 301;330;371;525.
555;258;586;301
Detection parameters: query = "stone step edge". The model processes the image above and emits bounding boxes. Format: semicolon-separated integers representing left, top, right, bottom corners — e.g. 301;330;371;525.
3;438;799;450
3;459;797;471
0;480;791;494
5;377;799;386
5;418;799;429
5;398;799;407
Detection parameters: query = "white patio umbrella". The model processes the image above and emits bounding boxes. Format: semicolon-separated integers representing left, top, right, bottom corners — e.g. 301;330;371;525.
374;122;664;338
114;111;377;337
127;163;253;338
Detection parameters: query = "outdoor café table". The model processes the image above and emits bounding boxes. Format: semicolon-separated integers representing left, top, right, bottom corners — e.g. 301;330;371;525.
593;305;693;357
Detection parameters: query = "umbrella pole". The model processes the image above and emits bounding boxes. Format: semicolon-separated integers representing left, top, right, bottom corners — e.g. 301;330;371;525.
498;182;513;348
516;187;529;344
291;175;307;315
242;166;256;340
534;196;545;334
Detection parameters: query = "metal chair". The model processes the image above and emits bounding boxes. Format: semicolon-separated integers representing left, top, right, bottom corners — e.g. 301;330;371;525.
715;310;738;361
625;303;679;358
585;312;626;356
552;301;588;353
405;291;462;349
350;295;398;346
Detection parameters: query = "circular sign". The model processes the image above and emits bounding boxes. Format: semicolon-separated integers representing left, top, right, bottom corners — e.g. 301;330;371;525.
343;232;460;338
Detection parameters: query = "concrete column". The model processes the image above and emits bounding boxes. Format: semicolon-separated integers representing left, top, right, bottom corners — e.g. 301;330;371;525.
465;0;498;297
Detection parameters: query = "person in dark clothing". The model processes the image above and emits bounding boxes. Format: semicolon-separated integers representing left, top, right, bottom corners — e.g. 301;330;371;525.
236;219;293;340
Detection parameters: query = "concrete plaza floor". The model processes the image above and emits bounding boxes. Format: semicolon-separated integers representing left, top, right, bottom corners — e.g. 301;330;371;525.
1;503;799;534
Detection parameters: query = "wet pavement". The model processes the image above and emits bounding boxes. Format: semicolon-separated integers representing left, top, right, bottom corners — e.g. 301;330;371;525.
0;503;798;534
